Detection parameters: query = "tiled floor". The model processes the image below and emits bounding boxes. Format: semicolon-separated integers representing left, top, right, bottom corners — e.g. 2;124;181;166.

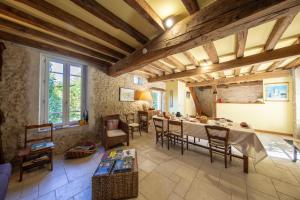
5;131;300;200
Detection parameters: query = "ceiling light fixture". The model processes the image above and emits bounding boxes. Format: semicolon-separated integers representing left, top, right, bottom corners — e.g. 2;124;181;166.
164;16;174;29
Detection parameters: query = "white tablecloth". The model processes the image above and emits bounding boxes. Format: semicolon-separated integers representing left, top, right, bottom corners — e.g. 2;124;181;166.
149;116;267;164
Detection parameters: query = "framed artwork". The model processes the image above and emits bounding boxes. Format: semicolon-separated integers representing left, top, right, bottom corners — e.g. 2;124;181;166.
119;87;135;102
264;82;289;101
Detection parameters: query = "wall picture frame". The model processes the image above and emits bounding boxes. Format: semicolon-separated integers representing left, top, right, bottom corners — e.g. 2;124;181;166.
119;87;135;102
264;82;289;101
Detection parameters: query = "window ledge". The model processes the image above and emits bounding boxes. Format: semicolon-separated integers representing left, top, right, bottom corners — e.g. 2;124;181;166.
39;123;89;133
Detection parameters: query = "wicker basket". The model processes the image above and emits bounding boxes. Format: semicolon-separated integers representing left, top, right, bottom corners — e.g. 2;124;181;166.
92;152;138;200
65;141;97;159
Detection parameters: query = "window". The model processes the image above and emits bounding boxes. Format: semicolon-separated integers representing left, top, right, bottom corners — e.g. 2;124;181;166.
133;75;143;85
40;56;87;126
151;90;164;111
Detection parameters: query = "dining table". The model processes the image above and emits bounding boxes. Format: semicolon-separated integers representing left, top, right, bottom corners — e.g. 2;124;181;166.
149;116;268;173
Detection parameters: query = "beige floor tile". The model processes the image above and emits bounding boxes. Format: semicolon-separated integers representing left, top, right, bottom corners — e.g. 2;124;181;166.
37;191;56;200
173;178;192;198
73;187;91;200
38;173;68;196
140;171;176;200
139;159;157;173
247;188;278;200
277;192;296;200
174;163;197;182
272;179;300;199
246;173;277;197
185;178;231;200
168;193;184;200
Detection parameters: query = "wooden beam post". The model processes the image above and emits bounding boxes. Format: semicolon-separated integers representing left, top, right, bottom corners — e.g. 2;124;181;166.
0;42;6;81
189;87;202;115
182;0;199;15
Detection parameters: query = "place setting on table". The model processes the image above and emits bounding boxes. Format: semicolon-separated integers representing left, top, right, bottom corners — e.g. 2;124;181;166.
150;112;268;173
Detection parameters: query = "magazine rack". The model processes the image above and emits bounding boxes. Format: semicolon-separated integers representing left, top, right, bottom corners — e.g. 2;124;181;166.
17;123;54;181
92;151;138;200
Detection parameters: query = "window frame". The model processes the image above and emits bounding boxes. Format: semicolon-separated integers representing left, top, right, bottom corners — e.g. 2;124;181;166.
39;54;87;127
151;89;165;111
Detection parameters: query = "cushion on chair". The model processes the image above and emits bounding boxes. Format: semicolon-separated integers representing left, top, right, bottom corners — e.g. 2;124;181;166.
106;119;119;130
129;123;139;127
107;129;126;137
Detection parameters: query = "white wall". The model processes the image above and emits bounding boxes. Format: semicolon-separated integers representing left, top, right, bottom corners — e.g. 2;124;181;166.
217;76;294;134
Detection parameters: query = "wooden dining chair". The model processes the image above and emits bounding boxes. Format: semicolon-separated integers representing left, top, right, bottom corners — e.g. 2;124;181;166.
153;118;166;147
204;125;232;168
125;113;141;139
167;120;188;155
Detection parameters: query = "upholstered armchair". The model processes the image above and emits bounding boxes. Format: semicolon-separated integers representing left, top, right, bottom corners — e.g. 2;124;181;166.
101;114;129;150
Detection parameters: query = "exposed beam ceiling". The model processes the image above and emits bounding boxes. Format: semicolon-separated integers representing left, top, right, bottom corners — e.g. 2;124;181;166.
152;61;174;74
284;57;300;69
264;14;296;51
234;68;241;76
266;60;283;71
0;3;125;59
203;42;219;64
0;31;110;68
70;0;148;44
236;30;248;58
182;0;199;15
162;56;186;71
250;64;260;74
183;51;199;66
187;70;290;87
148;43;300;82
109;0;300;76
15;0;134;53
0;18;117;63
124;0;165;32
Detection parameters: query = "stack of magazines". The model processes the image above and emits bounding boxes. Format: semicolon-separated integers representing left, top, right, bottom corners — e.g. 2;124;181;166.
94;149;135;176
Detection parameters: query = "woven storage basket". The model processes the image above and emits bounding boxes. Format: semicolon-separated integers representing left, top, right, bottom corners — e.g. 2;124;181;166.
65;141;96;159
92;152;138;200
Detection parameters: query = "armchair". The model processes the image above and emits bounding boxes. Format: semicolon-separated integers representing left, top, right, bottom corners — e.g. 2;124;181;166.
101;114;129;150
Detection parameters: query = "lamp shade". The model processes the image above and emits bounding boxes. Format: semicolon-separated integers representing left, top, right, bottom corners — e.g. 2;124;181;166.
135;90;152;101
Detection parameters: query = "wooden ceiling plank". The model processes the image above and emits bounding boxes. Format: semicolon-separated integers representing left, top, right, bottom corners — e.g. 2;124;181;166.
15;0;134;53
182;0;199;15
109;0;300;76
236;30;248;58
187;70;290;87
183;51;199;66
203;42;219;64
0;3;125;59
148;43;300;82
139;69;157;77
264;14;296;51
234;68;241;76
0;30;110;69
151;61;174;74
124;0;165;32
218;71;225;78
266;61;283;72
71;0;148;44
0;18;118;63
144;65;164;76
250;64;260;74
162;56;186;71
283;58;300;69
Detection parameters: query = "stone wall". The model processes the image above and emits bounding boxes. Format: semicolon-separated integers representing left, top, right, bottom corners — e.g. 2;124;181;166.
0;41;162;162
195;82;263;117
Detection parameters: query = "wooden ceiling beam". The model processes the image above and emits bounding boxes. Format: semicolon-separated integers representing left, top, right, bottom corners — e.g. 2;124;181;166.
71;0;148;44
137;69;156;77
0;18;118;63
236;30;248;58
250;64;260;74
144;65;164;76
148;43;300;82
0;31;110;69
162;56;186;71
187;70;290;87
15;0;134;53
203;42;219;64
182;0;199;15
0;3;125;59
124;0;165;32
266;60;283;71
283;57;300;69
183;51;199;66
264;14;296;51
109;0;300;76
234;68;241;76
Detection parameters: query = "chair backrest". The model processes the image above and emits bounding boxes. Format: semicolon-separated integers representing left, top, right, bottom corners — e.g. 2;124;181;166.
101;114;120;128
138;111;148;121
167;119;183;137
24;123;53;148
153;118;164;134
125;113;135;124
204;125;230;147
